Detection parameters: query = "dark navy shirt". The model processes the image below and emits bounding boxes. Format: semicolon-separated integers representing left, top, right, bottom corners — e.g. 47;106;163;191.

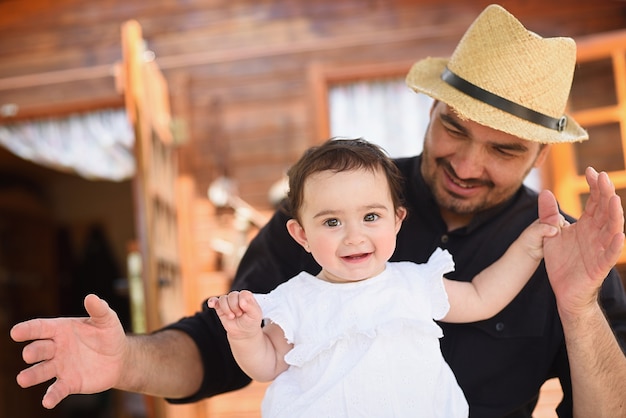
167;155;626;418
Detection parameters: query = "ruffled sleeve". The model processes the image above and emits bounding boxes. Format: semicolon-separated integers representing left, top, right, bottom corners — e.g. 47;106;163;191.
253;277;302;344
418;248;455;320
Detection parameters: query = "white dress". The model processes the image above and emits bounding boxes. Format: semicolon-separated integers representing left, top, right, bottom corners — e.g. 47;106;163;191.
254;248;468;418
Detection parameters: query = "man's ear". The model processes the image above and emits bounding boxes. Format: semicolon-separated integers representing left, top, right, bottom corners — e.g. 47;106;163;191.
286;219;310;252
533;144;552;168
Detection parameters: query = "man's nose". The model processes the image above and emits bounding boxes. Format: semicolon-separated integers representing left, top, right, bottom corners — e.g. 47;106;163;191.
449;143;486;179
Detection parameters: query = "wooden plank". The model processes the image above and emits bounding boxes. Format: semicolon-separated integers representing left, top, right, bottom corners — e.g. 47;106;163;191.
576;29;626;62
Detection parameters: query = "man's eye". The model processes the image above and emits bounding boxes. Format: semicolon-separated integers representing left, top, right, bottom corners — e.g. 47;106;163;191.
493;147;517;158
364;213;379;222
447;127;464;137
324;218;340;227
442;124;464;138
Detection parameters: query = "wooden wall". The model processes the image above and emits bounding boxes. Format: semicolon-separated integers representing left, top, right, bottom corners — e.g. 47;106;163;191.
2;0;626;210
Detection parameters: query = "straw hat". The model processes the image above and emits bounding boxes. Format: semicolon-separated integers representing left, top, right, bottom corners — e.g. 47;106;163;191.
406;4;588;143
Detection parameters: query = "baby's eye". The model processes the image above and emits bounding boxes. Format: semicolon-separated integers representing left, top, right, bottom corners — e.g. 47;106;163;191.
324;218;340;227
364;213;379;222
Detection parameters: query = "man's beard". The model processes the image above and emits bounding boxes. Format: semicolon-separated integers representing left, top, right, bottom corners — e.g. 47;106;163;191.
430;183;491;215
421;155;518;216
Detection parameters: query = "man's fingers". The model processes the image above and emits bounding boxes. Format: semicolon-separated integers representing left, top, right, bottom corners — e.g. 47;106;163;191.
22;339;55;365
10;318;54;343
584;167;600;215
598;170;615;194
83;294;112;325
603;232;626;269
42;379;70;410
16;359;56;389
610;233;626;259
585;168;616;219
586;169;624;273
596;171;614;217
538;189;561;226
609;194;624;228
11;296;110;343
585;166;599;190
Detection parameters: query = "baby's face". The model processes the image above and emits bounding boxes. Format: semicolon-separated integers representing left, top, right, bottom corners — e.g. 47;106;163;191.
290;167;405;284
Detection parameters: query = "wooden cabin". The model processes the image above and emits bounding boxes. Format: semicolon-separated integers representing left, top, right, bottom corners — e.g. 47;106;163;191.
1;1;626;417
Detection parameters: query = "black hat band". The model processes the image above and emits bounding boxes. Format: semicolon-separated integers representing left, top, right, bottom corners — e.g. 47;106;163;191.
441;67;567;132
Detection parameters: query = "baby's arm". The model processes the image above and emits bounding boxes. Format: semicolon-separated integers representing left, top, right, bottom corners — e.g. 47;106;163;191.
442;219;560;323
208;290;292;381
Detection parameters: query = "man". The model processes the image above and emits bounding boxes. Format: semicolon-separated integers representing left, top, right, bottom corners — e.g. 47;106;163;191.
11;4;626;417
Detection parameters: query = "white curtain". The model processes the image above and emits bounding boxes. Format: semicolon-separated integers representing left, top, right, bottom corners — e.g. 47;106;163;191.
329;77;432;158
0;108;135;181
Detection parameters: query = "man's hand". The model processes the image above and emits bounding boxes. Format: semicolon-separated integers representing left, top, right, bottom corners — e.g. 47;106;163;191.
539;167;625;317
10;294;127;409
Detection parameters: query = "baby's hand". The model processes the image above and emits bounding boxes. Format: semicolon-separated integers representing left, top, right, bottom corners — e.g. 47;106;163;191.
519;217;562;262
208;290;263;338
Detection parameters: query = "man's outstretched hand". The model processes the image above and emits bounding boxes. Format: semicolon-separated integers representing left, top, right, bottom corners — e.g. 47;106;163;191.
539;167;624;316
10;294;127;409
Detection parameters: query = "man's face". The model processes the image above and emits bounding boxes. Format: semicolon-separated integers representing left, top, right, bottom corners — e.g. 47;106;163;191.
421;102;550;228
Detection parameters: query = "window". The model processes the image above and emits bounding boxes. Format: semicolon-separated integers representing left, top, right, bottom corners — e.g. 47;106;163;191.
329;77;432;158
548;29;626;263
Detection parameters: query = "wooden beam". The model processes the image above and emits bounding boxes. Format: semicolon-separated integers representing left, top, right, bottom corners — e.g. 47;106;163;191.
0;96;124;122
576;29;626;62
0;22;464;91
155;23;463;70
0;64;116;91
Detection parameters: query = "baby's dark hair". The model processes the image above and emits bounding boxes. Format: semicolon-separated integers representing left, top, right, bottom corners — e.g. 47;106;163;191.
286;138;405;221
